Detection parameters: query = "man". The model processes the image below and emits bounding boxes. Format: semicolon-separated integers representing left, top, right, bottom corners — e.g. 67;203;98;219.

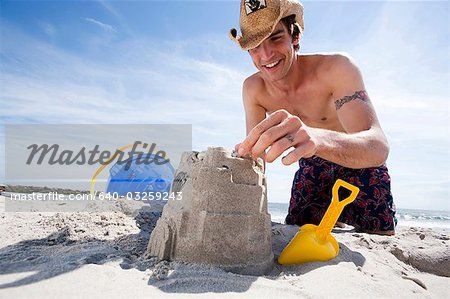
230;0;396;235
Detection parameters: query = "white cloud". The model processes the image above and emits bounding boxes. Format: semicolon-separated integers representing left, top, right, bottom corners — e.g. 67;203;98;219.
84;17;116;33
37;21;56;38
97;0;134;37
0;22;247;175
344;3;450;211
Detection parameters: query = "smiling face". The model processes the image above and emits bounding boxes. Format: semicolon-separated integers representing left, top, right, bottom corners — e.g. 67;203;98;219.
248;21;299;82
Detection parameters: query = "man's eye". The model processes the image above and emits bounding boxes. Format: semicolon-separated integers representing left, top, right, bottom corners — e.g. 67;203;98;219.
271;36;281;41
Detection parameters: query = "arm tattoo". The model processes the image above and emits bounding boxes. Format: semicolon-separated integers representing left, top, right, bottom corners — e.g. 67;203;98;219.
334;90;370;110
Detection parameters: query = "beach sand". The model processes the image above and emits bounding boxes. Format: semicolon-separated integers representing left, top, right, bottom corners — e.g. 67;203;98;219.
0;195;448;298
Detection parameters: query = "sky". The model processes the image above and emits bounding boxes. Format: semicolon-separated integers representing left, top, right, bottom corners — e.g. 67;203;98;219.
0;0;449;211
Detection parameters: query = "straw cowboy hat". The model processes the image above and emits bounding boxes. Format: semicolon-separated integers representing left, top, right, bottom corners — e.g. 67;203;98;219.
229;0;304;50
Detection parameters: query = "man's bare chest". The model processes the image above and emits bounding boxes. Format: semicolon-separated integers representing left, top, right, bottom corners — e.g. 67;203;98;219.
261;89;342;130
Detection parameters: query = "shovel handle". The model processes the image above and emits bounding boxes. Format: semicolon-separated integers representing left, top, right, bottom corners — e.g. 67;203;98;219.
316;179;360;241
332;179;360;206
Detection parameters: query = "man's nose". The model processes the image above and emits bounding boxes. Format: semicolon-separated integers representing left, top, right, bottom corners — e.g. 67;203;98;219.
257;43;273;61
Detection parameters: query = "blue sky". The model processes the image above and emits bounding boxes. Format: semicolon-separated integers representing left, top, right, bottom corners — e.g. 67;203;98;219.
1;1;449;211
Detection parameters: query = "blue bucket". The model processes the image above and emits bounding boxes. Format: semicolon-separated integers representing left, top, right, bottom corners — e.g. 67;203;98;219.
106;154;175;196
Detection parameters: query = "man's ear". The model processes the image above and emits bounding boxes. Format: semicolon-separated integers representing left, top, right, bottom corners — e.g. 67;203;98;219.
292;23;301;48
292;34;300;50
293;35;300;46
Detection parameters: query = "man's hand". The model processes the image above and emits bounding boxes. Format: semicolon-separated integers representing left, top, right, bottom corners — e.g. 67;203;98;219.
236;110;317;165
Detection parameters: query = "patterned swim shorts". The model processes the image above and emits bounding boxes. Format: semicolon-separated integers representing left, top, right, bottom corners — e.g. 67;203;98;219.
285;156;396;232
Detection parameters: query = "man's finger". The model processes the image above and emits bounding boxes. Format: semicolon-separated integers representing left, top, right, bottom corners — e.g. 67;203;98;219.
265;133;296;163
281;140;316;165
239;110;290;156
252;120;299;160
251;115;303;159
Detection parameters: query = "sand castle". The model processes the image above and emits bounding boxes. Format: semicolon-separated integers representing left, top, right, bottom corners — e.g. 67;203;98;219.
146;147;274;275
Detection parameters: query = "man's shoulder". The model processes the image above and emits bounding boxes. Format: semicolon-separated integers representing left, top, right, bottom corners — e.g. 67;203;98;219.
306;52;362;88
243;72;264;90
242;72;265;102
305;52;357;73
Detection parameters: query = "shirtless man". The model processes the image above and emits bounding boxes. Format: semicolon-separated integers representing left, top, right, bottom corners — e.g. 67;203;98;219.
230;0;396;235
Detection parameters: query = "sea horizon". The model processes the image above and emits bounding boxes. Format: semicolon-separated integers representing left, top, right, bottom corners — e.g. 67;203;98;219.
268;202;450;229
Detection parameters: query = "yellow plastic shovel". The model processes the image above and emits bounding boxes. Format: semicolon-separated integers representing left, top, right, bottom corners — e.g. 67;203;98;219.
278;179;360;265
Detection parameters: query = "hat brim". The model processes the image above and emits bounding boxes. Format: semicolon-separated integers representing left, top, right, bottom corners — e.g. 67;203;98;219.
229;22;277;51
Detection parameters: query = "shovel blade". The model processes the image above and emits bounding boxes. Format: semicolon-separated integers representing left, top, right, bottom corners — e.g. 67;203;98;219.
278;224;339;265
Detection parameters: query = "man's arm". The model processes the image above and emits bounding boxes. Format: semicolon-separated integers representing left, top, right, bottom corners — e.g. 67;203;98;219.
310;55;389;168
243;77;266;136
235;77;266;151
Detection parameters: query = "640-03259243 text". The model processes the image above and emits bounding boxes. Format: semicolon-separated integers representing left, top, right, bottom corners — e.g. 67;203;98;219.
7;191;183;201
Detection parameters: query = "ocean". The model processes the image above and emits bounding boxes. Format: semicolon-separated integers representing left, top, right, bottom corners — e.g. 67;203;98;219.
268;202;450;229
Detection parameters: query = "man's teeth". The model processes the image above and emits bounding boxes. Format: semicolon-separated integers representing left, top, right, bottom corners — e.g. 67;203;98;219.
265;60;280;68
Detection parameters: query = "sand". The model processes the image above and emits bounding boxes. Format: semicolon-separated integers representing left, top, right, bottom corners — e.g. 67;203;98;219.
0;195;449;298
